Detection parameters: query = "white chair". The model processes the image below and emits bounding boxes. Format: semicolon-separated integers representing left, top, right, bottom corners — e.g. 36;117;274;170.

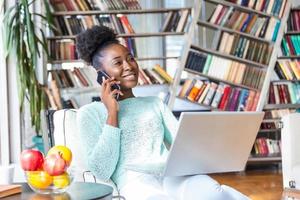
281;113;300;189
46;109;125;199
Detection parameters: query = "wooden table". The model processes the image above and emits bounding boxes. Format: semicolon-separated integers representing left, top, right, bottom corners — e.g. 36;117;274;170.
2;182;113;200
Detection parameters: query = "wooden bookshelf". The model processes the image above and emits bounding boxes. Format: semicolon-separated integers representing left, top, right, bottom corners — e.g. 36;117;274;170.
47;32;186;40
190;44;268;68
264;104;300;110
197;20;273;44
53;7;192;16
205;0;281;19
185;68;260;91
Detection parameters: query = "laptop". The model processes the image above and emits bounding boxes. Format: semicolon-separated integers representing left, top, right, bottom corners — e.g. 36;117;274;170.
126;112;264;177
163;111;264;176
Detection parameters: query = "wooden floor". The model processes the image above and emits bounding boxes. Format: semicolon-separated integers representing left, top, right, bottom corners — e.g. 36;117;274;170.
211;169;283;200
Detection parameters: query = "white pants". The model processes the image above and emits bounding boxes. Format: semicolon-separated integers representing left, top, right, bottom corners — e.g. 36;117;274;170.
119;172;250;200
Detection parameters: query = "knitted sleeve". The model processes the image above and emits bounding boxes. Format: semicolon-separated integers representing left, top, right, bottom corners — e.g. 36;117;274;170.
157;98;178;146
77;105;121;181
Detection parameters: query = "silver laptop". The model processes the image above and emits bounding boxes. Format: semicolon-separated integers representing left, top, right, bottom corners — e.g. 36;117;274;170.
163;112;264;176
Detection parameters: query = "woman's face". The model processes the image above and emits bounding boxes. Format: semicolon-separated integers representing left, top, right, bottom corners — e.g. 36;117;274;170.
99;44;139;90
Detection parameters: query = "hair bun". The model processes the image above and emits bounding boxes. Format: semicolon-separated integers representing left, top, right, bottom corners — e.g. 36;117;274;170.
76;26;117;64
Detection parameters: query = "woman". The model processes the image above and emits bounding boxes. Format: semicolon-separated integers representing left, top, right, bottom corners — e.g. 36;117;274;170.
76;26;249;200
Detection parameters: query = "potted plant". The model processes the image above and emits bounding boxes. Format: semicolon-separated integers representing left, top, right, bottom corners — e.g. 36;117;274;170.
3;0;54;132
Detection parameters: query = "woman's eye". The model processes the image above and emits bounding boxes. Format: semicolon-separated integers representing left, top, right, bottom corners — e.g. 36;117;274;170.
128;56;135;61
114;61;122;65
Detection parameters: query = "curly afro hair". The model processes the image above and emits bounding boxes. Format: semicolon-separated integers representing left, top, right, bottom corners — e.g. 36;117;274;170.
76;26;119;68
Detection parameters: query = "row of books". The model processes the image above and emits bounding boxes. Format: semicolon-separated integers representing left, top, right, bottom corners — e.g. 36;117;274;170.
53;14;135;36
49;64;172;89
50;0;141;12
260;121;277;129
224;0;287;18
160;10;190;33
268;82;300;104
264;109;297;119
209;5;280;41
281;35;300;56
48;37;137;60
49;68;98;88
252;138;281;156
45;79;80;110
62;98;80;109
275;60;300;80
217;32;273;64
287;10;300;31
185;51;266;89
52;10;190;36
48;40;77;60
138;65;173;85
178;79;260;111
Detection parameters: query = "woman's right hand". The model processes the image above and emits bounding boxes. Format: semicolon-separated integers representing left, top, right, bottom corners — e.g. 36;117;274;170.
100;77;123;114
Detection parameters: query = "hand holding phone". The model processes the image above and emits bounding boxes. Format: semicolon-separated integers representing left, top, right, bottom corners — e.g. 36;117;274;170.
97;70;121;101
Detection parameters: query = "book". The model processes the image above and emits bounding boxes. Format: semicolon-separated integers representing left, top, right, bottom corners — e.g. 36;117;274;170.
176;9;190;32
153;64;173;83
0;185;22;198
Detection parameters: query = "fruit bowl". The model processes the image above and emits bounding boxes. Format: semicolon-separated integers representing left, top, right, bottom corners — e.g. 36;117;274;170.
25;170;74;194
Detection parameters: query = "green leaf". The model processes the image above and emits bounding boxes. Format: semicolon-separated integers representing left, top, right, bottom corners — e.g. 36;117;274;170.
42;0;54;26
3;0;53;132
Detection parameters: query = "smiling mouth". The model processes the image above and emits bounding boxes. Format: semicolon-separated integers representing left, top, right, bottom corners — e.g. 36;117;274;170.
122;73;136;78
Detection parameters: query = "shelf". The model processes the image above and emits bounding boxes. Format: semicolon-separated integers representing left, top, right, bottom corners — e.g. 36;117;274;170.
285;31;300;35
191;44;268;68
262;118;281;123
271;79;300;83
176;97;217;111
291;8;300;11
248;154;281;162
264;104;300;110
48;56;179;66
184;68;260;91
60;84;170;94
278;56;300;59
197;20;273;44
48;56;179;69
60;86;100;94
47;32;185;40
258;128;281;133
52;7;192;16
205;0;280;19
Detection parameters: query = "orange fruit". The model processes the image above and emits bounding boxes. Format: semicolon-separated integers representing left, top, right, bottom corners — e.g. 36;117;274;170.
27;171;52;189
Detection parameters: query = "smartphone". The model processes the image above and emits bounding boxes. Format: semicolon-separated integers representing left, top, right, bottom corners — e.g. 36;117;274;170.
97;70;121;100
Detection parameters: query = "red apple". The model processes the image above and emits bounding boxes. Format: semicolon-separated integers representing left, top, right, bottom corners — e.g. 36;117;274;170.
43;154;67;176
20;149;44;171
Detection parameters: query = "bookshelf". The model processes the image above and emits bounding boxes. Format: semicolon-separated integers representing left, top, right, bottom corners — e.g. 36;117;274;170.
251;4;300;163
45;0;193;109
168;0;291;113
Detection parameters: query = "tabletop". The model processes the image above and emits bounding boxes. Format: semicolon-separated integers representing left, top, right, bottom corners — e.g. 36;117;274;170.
2;182;114;200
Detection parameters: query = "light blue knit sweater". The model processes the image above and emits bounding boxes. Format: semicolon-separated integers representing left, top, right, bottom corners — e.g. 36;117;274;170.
77;96;178;188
